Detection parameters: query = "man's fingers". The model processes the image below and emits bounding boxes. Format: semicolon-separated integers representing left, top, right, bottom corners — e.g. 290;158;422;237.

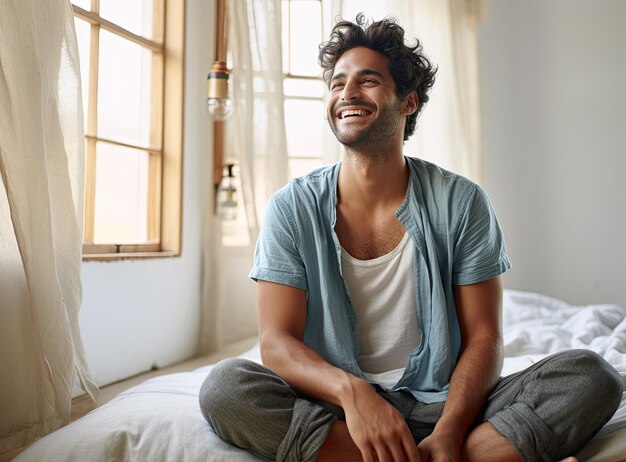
359;444;378;462
386;440;409;462
417;445;430;462
374;443;394;462
401;433;420;462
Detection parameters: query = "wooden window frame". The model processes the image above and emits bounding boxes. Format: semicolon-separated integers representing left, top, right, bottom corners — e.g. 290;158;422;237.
74;0;185;261
282;0;325;179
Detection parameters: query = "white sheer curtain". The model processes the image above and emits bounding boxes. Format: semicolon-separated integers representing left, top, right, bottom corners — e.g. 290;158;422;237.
0;0;98;453
338;0;486;181
201;0;289;353
227;0;289;236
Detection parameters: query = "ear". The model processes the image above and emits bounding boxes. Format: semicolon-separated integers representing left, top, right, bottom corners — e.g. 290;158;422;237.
402;91;419;116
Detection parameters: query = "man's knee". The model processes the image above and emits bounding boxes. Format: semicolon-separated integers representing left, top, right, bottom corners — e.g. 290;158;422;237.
198;358;261;432
566;349;623;411
198;357;307;458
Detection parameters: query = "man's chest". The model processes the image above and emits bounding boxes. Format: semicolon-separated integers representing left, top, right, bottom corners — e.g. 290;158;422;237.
335;212;406;260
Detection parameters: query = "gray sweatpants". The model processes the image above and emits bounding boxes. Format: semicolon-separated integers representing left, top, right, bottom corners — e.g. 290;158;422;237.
199;349;622;462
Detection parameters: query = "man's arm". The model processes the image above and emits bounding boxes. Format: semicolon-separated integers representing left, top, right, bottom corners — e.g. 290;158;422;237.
257;280;420;462
417;276;504;461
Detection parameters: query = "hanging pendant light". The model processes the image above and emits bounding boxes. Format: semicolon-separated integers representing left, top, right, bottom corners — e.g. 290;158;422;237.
206;0;231;121
206;60;232;121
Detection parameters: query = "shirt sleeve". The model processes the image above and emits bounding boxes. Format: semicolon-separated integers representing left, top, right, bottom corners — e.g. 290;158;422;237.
452;183;511;285
249;192;308;291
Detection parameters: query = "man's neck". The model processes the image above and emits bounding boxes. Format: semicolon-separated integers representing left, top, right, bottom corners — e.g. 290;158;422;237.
338;148;409;210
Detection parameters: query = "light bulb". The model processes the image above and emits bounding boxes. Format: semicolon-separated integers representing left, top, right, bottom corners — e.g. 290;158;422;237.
207;97;232;121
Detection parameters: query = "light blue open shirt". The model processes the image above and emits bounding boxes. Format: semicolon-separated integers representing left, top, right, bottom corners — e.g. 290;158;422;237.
250;156;511;403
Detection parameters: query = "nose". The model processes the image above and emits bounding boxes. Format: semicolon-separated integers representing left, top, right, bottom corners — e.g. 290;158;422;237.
340;78;360;101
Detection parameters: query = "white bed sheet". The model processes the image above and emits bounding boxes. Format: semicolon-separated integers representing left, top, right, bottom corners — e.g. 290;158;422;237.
15;290;626;462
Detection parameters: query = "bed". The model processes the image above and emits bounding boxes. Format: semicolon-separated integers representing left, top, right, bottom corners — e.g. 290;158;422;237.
14;290;626;462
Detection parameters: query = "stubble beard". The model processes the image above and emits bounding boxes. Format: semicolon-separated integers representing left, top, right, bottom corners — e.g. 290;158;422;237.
329;99;404;162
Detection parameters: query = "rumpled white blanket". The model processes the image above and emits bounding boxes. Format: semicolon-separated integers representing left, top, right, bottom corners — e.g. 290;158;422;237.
502;290;626;378
13;289;626;462
501;290;626;440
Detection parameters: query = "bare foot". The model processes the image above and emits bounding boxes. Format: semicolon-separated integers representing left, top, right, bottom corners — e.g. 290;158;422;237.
559;458;577;462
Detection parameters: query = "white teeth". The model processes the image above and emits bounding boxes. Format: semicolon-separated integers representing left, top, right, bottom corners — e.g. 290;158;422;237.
340;109;369;119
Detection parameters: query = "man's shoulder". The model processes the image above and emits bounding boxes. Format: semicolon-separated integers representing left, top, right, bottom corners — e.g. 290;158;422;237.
271;162;339;206
406;156;478;198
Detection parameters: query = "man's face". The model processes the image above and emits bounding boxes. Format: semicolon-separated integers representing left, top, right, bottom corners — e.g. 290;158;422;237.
327;46;406;149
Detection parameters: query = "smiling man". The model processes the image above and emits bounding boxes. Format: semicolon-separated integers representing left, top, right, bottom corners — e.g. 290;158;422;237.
199;15;623;462
328;54;404;150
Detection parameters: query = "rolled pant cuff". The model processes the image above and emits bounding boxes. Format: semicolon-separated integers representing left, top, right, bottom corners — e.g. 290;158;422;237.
276;398;337;462
489;402;559;462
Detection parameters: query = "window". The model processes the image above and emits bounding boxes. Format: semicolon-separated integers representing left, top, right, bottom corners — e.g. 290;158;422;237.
281;0;332;178
72;0;185;259
220;1;331;247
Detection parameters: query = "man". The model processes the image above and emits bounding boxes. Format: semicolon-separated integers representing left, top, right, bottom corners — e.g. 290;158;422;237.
200;15;622;462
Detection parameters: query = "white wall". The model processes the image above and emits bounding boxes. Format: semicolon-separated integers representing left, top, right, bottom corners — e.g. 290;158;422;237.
478;0;626;307
79;0;214;388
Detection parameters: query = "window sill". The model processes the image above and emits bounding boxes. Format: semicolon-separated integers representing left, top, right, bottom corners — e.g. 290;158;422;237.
82;251;179;262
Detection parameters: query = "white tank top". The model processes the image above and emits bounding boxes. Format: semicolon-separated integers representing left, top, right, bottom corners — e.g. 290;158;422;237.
340;232;422;389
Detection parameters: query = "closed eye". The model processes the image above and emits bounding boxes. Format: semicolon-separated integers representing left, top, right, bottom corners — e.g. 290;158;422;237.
330;78;383;92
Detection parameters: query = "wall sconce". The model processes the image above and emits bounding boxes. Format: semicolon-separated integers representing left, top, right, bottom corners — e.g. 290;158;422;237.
216;162;238;220
207;0;231;121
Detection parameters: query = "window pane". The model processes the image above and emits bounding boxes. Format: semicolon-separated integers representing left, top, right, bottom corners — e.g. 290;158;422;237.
289;158;323;179
288;1;322;76
93;142;149;244
99;0;157;39
284;99;326;157
284;78;324;98
97;30;153;147
74;18;91;129
71;0;91;10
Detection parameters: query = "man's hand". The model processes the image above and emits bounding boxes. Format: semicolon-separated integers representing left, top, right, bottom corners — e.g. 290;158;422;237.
258;281;420;460
342;380;420;462
416;428;463;462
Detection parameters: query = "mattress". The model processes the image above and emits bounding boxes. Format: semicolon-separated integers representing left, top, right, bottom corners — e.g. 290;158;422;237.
14;290;626;461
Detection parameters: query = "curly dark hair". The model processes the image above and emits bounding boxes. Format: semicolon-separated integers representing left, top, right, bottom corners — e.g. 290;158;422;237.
319;13;437;141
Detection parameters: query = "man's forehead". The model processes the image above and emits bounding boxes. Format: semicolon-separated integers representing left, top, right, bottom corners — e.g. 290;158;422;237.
331;47;390;79
330;68;386;82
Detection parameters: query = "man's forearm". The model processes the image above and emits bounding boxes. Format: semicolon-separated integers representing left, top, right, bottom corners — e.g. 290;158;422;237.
434;335;503;440
260;332;368;408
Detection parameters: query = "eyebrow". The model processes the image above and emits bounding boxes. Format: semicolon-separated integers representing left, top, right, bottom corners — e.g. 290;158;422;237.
330;69;386;82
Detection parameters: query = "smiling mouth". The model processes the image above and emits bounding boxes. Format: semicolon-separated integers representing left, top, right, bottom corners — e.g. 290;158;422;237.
338;109;372;119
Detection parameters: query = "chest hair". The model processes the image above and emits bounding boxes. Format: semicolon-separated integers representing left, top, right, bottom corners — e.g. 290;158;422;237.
336;214;406;260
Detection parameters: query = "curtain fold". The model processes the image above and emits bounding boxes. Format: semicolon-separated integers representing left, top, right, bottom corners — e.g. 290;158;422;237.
201;0;289;353
0;0;98;452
